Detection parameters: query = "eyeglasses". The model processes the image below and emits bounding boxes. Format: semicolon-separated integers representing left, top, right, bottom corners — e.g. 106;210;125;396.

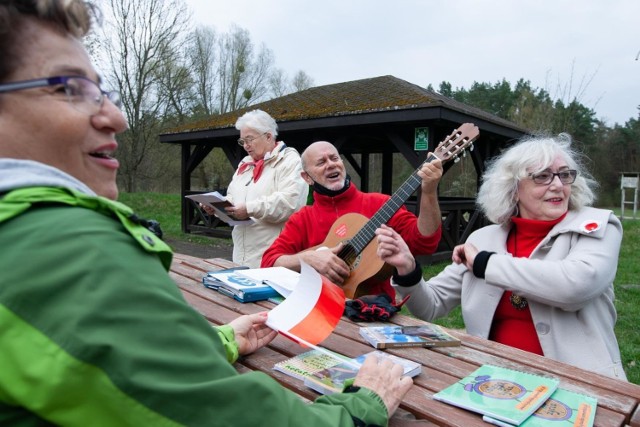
529;169;578;185
0;75;121;115
237;132;268;146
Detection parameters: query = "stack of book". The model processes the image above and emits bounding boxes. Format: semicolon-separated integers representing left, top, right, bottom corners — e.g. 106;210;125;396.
203;266;301;303
433;364;597;427
359;323;461;349
273;349;421;395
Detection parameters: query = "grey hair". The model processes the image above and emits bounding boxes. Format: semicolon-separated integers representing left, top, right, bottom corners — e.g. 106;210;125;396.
477;133;597;225
235;109;278;138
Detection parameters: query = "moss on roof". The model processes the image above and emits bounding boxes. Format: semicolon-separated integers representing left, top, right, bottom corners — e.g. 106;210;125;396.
164;75;450;135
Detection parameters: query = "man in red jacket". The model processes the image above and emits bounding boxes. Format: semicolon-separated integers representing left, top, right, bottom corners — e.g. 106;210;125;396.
261;141;443;300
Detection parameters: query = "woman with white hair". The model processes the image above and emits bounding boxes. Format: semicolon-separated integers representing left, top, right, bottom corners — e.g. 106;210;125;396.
377;133;627;380
206;109;308;267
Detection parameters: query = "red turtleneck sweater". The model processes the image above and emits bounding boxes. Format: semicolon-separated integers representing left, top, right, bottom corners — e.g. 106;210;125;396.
489;213;566;355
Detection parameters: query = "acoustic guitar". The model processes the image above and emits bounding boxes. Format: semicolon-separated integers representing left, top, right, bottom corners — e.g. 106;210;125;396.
319;123;480;298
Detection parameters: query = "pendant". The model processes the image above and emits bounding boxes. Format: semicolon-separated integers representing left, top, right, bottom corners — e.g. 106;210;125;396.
510;293;528;310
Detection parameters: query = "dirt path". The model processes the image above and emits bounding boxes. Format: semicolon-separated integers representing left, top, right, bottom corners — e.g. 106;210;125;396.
164;237;233;260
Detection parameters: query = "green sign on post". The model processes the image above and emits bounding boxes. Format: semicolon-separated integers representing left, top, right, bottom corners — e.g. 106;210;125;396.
414;127;429;151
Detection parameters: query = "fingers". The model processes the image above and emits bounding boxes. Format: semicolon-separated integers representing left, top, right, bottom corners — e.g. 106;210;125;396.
353;355;413;416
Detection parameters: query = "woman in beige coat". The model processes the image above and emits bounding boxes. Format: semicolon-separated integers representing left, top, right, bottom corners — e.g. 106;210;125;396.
376;133;626;380
223;110;308;268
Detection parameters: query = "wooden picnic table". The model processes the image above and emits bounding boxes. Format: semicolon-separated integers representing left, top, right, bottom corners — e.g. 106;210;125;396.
170;252;640;427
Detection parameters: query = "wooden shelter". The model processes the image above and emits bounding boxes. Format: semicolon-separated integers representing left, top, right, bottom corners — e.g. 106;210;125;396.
159;75;529;262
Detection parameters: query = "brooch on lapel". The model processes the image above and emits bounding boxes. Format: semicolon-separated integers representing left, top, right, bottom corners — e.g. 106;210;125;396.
580;220;601;233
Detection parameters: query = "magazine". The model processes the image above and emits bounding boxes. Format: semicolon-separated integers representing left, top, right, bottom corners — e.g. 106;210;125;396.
304;350;422;395
185;191;254;226
432;364;559;426
360;324;461;349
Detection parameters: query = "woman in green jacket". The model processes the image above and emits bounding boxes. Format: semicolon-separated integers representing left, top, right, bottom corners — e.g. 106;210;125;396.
0;1;411;426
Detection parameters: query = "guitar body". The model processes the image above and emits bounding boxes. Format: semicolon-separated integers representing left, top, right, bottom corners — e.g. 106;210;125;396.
317;213;394;299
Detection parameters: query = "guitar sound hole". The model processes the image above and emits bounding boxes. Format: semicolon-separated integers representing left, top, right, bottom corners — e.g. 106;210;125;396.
338;242;360;270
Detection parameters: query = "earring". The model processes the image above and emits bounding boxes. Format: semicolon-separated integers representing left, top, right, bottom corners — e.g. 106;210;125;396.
513;204;519;217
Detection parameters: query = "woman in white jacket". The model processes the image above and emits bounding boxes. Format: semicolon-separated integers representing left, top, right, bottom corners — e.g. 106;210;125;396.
221;109;308;268
376;133;627;380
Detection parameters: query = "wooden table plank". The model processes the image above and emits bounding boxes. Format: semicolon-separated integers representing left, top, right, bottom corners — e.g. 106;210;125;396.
170;253;640;427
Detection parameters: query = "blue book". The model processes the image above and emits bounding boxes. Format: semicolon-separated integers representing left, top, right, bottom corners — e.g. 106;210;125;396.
203;269;279;303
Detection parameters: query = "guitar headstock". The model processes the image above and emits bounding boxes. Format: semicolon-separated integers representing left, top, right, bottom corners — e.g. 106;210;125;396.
433;123;480;163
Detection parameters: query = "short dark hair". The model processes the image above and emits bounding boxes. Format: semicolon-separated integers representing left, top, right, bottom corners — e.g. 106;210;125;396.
0;0;97;83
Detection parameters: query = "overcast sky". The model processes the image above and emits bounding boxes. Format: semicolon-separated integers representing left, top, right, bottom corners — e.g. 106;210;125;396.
185;0;639;126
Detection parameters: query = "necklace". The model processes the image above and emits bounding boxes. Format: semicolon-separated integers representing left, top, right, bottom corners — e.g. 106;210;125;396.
509;225;529;310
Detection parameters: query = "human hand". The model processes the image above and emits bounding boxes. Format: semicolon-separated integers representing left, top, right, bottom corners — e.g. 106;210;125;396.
300;244;350;285
225;202;249;220
200;203;216;216
353;354;413;416
375;224;415;275
417;156;443;195
227;312;278;356
452;242;479;270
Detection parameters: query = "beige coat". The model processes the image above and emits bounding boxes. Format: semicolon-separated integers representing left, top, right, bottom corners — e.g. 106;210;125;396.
227;142;308;268
395;207;627;380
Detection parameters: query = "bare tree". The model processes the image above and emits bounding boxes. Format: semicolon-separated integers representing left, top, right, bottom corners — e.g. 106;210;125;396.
187;26;218;117
216;25;275;113
97;0;191;192
268;68;290;98
291;70;315;93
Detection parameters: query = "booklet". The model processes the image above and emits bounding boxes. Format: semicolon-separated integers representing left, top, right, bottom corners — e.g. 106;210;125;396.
303;350;422;395
273;348;350;382
482;387;597;427
359;324;461;349
432;364;559;426
186;191;255;226
203;269;279;303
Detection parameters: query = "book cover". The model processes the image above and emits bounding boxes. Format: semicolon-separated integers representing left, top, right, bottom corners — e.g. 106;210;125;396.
432;364;559;426
359;324;461;349
303;350;422;395
483;388;597;427
273;349;349;382
236;267;301;297
186;192;255;226
203;270;279;302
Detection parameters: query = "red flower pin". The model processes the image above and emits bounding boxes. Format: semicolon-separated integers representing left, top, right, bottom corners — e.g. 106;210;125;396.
581;220;601;233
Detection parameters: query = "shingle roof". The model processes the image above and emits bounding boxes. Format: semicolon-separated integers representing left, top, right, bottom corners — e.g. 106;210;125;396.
163;75;520;135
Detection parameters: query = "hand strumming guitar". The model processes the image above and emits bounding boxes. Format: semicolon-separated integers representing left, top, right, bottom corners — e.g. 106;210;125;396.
297;243;351;285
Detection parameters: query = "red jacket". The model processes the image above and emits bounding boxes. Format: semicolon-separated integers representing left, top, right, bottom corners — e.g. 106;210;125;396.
261;184;441;298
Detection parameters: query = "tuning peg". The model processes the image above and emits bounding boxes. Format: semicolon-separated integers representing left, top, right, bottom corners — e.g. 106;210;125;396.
454;156;460;163
469;143;474;152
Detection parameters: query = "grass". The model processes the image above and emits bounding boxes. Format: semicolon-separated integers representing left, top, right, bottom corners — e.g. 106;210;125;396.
121;192;639;384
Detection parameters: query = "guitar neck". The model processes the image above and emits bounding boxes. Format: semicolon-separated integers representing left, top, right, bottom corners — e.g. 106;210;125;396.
342;153;438;256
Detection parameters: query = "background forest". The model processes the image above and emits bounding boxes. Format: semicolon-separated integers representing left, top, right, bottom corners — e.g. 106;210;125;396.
90;0;640;207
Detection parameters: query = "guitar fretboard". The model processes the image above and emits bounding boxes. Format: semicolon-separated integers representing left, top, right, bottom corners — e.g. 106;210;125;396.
338;153;437;260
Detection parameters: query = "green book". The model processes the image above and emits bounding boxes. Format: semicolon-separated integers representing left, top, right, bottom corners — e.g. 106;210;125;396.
483;388;597;427
433;364;559;426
